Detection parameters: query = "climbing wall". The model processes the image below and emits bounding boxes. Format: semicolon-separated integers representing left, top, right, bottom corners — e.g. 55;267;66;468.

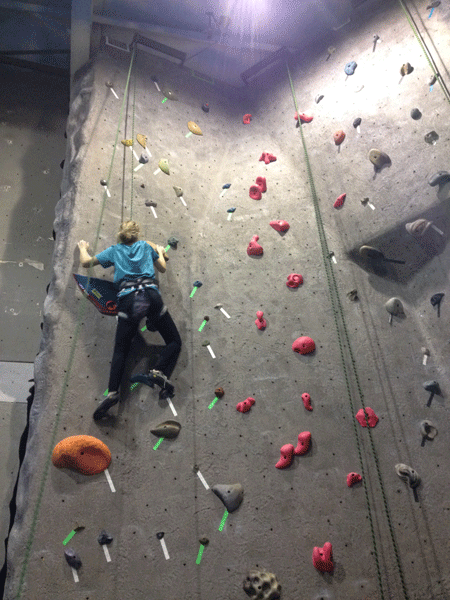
5;1;450;599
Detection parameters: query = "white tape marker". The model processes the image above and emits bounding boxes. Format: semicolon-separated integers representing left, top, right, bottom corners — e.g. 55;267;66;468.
368;202;375;210
331;255;337;264
154;82;160;92
105;187;111;198
180;196;187;207
220;307;230;319
219;189;227;198
431;224;444;236
196;469;209;490
103;545;111;563
154;168;161;175
150;206;157;219
71;567;79;583
104;468;116;493
132;148;139;161
423;355;428;365
134;163;144;172
357;126;361;134
167;397;177;416
227;213;232;221
185;132;193;138
160;538;170;560
206;345;216;359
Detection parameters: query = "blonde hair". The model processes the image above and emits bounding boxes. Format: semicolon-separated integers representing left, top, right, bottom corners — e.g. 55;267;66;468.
117;220;140;244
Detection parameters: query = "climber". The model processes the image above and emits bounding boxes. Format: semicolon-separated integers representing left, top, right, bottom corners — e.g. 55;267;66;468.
77;220;182;420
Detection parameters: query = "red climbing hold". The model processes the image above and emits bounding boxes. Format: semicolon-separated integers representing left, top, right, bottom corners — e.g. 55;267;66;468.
347;472;362;487
255;176;267;193
259;152;277;164
275;443;295;469
249;185;262;200
247;235;263;256
295;112;313;123
334;193;346;209
255;311;267;330
302;392;313;411
243;114;252;124
355;407;379;428
334;130;345;145
292;336;315;354
236;397;256;413
312;542;334;573
286;273;303;288
270;220;289;232
294;431;311;455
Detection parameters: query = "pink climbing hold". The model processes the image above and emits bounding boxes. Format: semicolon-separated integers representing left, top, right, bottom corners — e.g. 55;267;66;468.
347;472;362;487
292;336;315;354
255;311;267;330
301;392;313;411
286;273;303;288
294;431;311;455
247;235;263;256
249;185;262;200
259;152;277;164
236;397;256;413
243;114;252;124
275;443;295;469
355;407;379;428
334;193;346;209
270;220;290;232
295;112;313;123
312;542;334;573
255;176;267;193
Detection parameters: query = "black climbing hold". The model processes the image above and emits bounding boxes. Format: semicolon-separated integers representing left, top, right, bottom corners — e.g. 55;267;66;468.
140;183;145;188
202;103;210;112
429;74;437;86
145;200;157;207
193;464;199;473
139;153;149;164
423;380;441;406
223;183;231;189
199;536;209;546
156;532;164;540
60;159;65;169
410;108;422;120
211;483;244;513
428;171;450;187
98;530;113;545
168;236;179;247
353;117;362;128
425;131;439;145
150;420;181;439
430;293;444;317
193;280;202;288
347;289;358;301
64;548;82;570
100;179;107;186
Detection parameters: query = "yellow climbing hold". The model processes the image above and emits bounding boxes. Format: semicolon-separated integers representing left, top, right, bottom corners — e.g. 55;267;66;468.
137;134;147;148
188;121;203;136
121;139;133;146
159;158;170;175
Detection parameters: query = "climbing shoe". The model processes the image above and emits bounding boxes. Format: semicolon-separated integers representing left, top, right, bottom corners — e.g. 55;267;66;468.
93;391;119;421
130;369;174;397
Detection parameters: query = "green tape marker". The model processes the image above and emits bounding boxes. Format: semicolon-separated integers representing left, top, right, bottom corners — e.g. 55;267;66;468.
196;544;205;564
153;437;164;450
164;244;171;253
198;318;209;332
185;131;193;138
190;287;198;298
130;382;139;391
141;325;147;332
218;510;228;531
162;97;167;103
208;396;219;410
62;529;76;546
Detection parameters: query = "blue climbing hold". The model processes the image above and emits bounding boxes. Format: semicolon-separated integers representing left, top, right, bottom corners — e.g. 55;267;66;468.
223;183;231;189
344;61;357;75
227;207;236;213
193;281;203;288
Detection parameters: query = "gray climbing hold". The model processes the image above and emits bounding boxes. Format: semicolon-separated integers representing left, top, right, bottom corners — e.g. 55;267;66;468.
201;340;210;347
145;200;157;207
161;88;178;101
425;131;439;144
368;149;391;168
139;153;149;164
385;298;405;323
173;186;183;197
428;171;450;186
315;94;324;104
353;117;362;128
212;483;244;513
395;463;420;489
410;108;422;120
344;61;357;75
64;548;82;570
150;420;181;439
420;419;437;440
243;569;281;600
98;530;113;545
167;236;179;247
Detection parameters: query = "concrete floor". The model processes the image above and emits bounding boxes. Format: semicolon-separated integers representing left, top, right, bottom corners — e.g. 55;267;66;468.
5;1;450;599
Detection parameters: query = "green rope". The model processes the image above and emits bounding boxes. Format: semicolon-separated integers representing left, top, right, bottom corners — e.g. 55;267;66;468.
286;61;410;600
15;46;136;600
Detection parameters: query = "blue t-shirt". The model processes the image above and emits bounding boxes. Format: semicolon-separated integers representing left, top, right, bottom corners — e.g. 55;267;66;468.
96;240;159;285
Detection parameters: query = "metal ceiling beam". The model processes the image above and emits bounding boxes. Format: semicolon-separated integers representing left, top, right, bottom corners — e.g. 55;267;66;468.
0;1;70;19
71;0;93;87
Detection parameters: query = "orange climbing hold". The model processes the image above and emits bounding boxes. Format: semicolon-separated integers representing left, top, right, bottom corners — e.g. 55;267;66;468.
52;435;112;475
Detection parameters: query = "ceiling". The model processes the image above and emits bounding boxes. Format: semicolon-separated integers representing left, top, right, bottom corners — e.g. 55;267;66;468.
0;0;372;87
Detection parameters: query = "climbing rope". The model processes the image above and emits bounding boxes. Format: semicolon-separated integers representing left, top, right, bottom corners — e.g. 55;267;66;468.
14;45;137;600
130;54;137;220
286;62;410;600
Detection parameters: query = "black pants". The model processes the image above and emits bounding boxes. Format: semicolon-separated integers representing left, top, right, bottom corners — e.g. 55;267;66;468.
108;287;181;392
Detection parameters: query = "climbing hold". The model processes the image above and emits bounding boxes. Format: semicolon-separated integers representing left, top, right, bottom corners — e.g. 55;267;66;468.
368;149;391;168
188;121;203;135
215;387;225;398
243;569;281;600
420;419;437;440
145;200;157;207
270;220;289;232
347;472;362;487
139;153;149;164
358;245;404;264
429;74;437;86
423;380;441;406
64;548;82;570
140;183;145;188
292;336;315;354
100;179;107;186
347;289;358;301
202;103;210;112
259;152;277;164
355;407;379;428
52;435;111;475
395;463;420;489
156;532;164;540
410;108;422;120
121;139;132;146
243;114;252;124
161;88;178;100
211;483;244;512
294;431;311;455
333;130;345;145
286;274;303;288
173;186;183;197
247;235;263;256
167;236;179;247
193;280;203;288
227;207;236;213
255;311;267;330
158;158;170;175
98;530;113;545
406;219;435;237
430;293;444;317
151;75;158;82
312;542;333;573
223;183;231;189
353;117;362;128
256;176;267;192
249;185;262;200
295;112;313;123
315;94;324;104
137;133;147;148
237;397;256;413
301;392;313;411
105;81;114;88
344;61;357;75
150;420;181;439
427;1;440;8
428;171;450;186
275;443;295;469
385;297;405;321
425;131;439;144
334;193;346;209
400;63;414;76
199;536;209;545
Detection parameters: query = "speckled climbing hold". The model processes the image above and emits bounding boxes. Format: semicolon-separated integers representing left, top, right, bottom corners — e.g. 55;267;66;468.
52;435;111;475
121;139;133;146
429;74;437;86
249;185;262;200
355;407;378;428
162;88;178;100
64;548;82;570
139;153;149;164
137;133;147;148
369;149;391;168
302;392;313;411
247;235;263;256
347;472;362;487
223;183;231;189
243;114;252;124
98;530;113;545
333;130;345;145
420;419;437;440
385;297;405;321
428;171;450;186
295;112;313;123
292;336;315;354
173;186;183;197
312;542;333;573
395;463;420;488
202;103;210;112
255;311;266;330
259;152;277;164
150;420;181;439
353;117;362;128
243;569;281;600
237;397;256;413
406;219;432;237
256;176;267;192
270;220;289;232
215;387;225;398
344;61;357;75
275;443;295;469
188;121;203;135
315;94;324;104
334;193;346;209
286;274;303;288
425;131;439;144
294;431;311;455
158;158;170;175
410;108;422;120
400;63;414;76
211;483;244;512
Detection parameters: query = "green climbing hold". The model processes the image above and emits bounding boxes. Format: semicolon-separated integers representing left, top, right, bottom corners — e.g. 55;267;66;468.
159;158;170;175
